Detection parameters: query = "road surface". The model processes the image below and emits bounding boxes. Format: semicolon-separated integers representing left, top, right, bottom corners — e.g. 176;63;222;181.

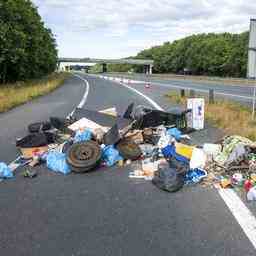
0;74;255;256
103;73;255;105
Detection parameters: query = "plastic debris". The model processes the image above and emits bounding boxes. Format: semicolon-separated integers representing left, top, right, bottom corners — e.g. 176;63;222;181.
22;169;37;178
162;144;190;164
175;143;194;160
152;162;184;192
220;178;232;188
184;168;207;185
231;173;244;186
74;129;92;143
190;148;207;169
46;152;71;175
167;128;182;141
247;187;256;201
203;143;222;159
0;162;14;179
102;145;123;167
244;180;253;192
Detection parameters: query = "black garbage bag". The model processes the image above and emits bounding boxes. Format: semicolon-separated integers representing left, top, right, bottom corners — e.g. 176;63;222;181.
16;132;56;148
28;121;52;133
169;156;189;175
50;117;74;134
152;163;184;193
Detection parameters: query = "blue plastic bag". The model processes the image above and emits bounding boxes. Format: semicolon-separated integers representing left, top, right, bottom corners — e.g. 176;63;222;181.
167;128;182;140
0;162;14;179
102;145;123;167
74;129;92;143
162;144;189;164
46;152;71;175
184;168;207;185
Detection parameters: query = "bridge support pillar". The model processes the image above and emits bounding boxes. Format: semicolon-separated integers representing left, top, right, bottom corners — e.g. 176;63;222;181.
56;62;61;72
102;63;107;73
149;64;153;74
144;64;153;74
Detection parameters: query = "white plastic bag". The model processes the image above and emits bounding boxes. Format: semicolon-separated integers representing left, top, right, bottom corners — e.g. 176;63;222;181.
247;187;256;201
190;148;207;169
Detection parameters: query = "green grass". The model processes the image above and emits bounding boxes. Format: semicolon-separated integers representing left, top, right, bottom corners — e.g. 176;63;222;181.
0;72;70;113
166;91;256;141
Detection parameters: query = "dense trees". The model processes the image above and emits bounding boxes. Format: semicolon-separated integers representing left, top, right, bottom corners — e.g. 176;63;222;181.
0;0;58;84
135;32;249;77
106;32;249;78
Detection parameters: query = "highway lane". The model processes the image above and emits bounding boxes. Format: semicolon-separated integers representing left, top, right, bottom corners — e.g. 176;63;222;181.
0;74;255;256
103;73;255;104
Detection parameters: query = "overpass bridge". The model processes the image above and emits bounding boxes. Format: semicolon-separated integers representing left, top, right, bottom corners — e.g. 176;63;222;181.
58;58;154;74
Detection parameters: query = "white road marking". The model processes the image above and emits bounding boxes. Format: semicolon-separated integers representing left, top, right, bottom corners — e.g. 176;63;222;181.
104;76;253;101
97;74;256;251
8;73;90;169
216;186;256;249
68;73;90;117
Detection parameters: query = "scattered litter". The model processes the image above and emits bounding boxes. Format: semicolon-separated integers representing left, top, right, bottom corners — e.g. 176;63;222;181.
162;144;189;164
74;129;92;143
22;168;37;178
68;117;109;133
116;139;142;160
220;178;232;188
102;145;123;167
46;151;71;175
184;168;207;185
167;128;182;141
19;146;49;159
247;187;256;201
203;143;222;159
3;102;256;200
28;121;52;133
67;141;102;172
231;173;244;186
190;148;207;169
152;162;184;192
0;162;14;179
175;143;194;160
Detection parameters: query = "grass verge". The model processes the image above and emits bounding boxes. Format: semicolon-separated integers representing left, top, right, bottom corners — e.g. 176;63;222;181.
166;92;256;141
0;72;70;113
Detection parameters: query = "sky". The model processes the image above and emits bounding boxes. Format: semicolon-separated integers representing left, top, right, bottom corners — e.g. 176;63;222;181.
32;0;255;59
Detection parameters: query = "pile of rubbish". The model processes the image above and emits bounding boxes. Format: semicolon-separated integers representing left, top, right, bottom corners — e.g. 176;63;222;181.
1;102;256;201
204;135;256;200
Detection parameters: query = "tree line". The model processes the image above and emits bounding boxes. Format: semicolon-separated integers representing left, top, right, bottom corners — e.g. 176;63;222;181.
106;32;249;78
0;0;58;84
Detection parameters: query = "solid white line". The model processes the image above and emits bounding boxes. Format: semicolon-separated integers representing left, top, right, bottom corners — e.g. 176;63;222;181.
8;73;90;169
120;82;164;111
68;73;90;117
97;74;256;252
216;186;256;249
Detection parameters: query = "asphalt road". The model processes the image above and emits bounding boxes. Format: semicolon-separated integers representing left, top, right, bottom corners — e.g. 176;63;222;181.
103;73;255;105
0;73;255;256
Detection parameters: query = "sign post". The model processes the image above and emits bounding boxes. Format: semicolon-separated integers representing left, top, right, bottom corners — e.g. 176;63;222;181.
247;19;256;119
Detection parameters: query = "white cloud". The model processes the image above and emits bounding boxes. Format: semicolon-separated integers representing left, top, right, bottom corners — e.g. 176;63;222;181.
32;0;255;57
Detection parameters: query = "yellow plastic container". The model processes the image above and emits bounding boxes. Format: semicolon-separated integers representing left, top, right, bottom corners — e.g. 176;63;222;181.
175;143;194;159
